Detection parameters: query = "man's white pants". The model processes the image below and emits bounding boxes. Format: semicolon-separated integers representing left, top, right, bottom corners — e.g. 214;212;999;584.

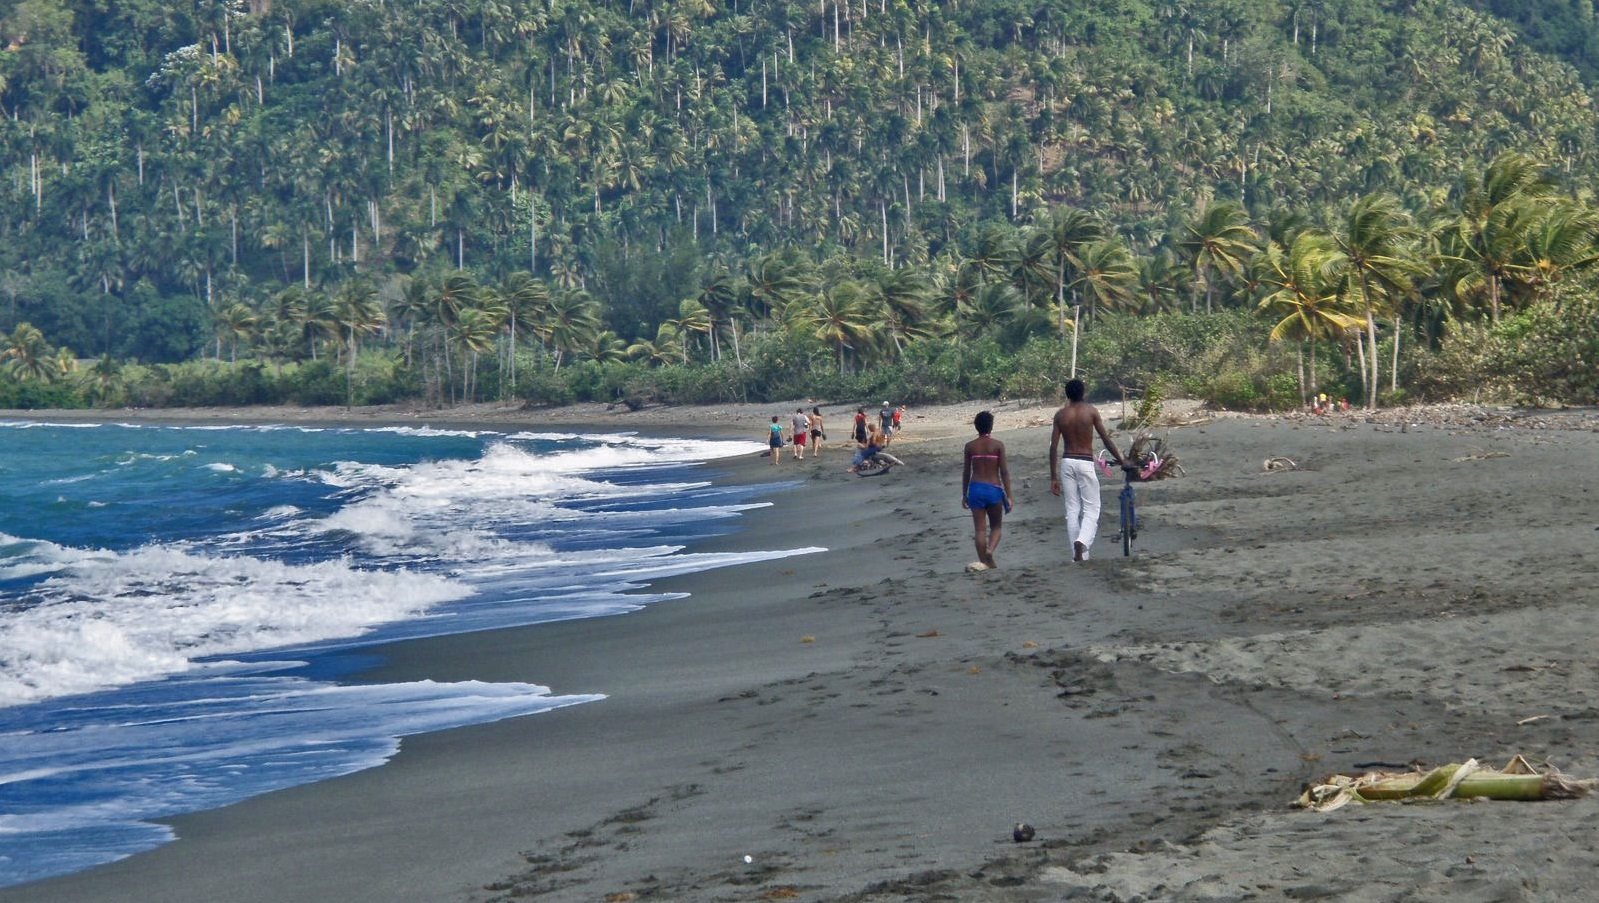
1060;457;1100;556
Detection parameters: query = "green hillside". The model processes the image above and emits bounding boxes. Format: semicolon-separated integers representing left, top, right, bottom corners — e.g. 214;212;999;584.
0;0;1596;409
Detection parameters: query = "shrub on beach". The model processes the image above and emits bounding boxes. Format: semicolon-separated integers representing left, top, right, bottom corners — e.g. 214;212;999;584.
1411;300;1599;405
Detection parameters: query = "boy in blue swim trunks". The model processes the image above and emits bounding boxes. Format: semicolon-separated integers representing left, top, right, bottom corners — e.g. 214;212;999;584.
961;410;1013;570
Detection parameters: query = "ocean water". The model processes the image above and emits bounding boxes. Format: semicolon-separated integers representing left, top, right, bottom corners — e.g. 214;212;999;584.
0;420;817;887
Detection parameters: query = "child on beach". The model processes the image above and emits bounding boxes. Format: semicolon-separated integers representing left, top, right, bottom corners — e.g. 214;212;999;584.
962;410;1012;571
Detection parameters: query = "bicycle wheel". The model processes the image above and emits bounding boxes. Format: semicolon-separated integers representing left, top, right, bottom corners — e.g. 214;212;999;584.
1127;491;1138;553
1120;489;1133;557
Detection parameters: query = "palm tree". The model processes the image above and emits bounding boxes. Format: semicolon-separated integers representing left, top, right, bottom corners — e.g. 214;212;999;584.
1177;201;1257;313
957;283;1022;337
1255;233;1362;400
544;290;600;371
1035;206;1104;333
1517;204;1599;306
696;267;740;364
1;323;57;382
1450;153;1557;322
1068;240;1138;316
500;272;550;392
449;305;500;402
674;298;713;362
331;279;386;408
626;324;682;366
212;301;257;363
965;223;1019;285
806;280;875;373
876;269;935;355
82;354;123;406
1329;193;1422;409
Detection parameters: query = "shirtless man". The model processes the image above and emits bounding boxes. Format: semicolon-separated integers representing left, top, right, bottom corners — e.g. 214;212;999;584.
1049;379;1124;562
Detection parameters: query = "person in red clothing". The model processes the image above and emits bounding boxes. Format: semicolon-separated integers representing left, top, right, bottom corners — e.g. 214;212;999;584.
853;407;868;444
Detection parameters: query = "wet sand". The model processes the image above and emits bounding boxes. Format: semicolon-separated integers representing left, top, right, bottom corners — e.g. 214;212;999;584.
7;401;1599;902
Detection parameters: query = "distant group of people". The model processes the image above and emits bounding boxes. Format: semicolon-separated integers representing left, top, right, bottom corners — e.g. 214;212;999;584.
766;402;908;472
768;406;826;465
960;378;1126;571
1310;393;1351;415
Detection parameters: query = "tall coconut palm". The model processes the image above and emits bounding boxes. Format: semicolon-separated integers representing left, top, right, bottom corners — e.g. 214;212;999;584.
544;290;600;371
331;279;387;408
1177;201;1257;313
806;280;875;373
1255;233;1362;399
1450;152;1556;322
1329;193;1422;409
674;298;713;363
1068;240;1138;316
500;271;550;391
212;301;257;363
449;305;500;402
1034;206;1104;333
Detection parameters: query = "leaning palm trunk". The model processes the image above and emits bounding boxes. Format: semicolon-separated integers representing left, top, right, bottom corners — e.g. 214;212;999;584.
1390;318;1401;394
1299;756;1597;813
1354;330;1368;403
1296;343;1306;403
1364;308;1380;409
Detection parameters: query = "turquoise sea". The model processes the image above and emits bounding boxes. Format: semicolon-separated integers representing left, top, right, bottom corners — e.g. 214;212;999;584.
0;421;815;887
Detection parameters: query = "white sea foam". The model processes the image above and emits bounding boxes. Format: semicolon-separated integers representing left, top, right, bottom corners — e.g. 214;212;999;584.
365;425;501;439
0;536;470;707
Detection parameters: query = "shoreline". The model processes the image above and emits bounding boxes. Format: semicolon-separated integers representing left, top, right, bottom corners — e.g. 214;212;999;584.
7;403;1599;901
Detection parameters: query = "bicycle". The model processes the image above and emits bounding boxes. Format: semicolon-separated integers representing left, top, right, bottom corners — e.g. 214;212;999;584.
1099;450;1160;557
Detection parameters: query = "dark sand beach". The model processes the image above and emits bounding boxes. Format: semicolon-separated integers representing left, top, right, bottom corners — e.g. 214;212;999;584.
6;400;1599;902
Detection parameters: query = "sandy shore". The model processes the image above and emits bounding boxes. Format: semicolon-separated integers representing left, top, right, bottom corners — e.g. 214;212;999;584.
7;399;1599;902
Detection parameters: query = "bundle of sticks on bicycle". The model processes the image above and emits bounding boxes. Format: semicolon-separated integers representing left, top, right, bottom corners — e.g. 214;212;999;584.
1098;434;1183;482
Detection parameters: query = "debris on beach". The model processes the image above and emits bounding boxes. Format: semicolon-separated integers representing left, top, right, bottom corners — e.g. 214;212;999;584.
1012;822;1036;842
1298;756;1598;812
1263;456;1299;471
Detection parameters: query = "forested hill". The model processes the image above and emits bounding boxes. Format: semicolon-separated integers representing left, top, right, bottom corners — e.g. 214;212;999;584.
0;0;1595;362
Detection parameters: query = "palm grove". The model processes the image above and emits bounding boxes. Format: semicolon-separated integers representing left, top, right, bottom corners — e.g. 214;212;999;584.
1;0;1597;411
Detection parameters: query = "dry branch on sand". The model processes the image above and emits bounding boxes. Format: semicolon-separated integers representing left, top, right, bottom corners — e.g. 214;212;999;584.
1298;756;1598;812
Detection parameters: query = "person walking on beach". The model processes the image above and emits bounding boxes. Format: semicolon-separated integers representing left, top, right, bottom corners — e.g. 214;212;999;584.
879;402;895;440
853;407;868;445
962;410;1012;571
791;408;811;460
768;416;784;466
1049;379;1124;562
808;406;825;461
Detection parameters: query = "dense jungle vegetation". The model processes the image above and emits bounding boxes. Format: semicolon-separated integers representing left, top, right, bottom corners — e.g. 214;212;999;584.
1;0;1598;411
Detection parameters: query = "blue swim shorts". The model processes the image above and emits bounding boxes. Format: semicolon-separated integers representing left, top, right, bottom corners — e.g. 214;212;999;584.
966;481;1006;509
